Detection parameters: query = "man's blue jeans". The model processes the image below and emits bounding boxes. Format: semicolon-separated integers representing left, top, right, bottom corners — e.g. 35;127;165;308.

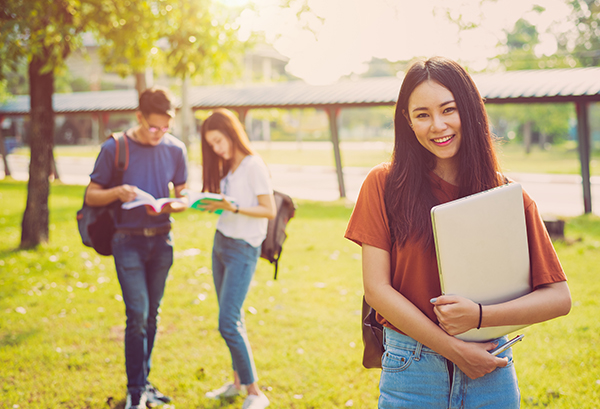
112;231;174;394
212;230;261;385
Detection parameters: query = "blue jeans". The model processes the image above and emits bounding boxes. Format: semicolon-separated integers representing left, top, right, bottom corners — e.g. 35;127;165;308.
212;230;261;385
112;231;174;393
379;328;520;409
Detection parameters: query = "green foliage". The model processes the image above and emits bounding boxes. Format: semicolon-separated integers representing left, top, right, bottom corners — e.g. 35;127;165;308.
489;10;580;148
0;0;96;78
1;180;599;407
0;79;12;104
93;0;167;79
163;0;244;82
561;0;600;66
487;103;574;144
91;0;245;88
497;18;544;71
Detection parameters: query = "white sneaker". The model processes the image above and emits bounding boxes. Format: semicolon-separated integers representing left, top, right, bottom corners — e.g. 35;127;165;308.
242;394;270;409
205;382;243;399
125;390;148;409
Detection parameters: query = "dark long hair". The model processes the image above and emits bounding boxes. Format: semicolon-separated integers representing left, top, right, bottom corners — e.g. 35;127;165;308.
200;108;256;193
385;56;504;248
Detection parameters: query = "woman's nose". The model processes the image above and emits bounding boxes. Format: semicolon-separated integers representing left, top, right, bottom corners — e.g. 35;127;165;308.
430;114;447;132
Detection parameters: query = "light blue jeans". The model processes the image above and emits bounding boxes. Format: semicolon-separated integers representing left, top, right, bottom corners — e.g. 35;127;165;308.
112;231;174;394
212;230;261;385
379;328;520;409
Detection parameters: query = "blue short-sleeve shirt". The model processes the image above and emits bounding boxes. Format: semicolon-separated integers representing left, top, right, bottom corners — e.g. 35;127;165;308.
89;132;188;229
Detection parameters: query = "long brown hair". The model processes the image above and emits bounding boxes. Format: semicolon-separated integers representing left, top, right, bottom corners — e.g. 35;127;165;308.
200;108;256;193
385;56;504;248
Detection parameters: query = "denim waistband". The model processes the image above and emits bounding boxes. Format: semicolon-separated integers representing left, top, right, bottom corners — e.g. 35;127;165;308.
384;327;508;357
383;328;438;359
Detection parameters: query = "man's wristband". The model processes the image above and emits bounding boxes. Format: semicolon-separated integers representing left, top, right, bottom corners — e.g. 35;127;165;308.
477;303;482;330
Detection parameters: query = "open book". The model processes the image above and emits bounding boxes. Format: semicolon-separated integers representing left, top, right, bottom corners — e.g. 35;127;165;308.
182;189;235;215
121;187;184;212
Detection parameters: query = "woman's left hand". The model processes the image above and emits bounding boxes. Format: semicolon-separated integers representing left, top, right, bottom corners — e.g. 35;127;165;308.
431;295;479;336
199;195;237;214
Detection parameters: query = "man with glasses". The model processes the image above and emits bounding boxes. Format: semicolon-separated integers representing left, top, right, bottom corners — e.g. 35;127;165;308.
85;86;188;409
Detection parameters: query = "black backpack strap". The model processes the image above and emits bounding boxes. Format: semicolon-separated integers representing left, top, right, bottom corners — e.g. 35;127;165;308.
112;132;129;179
110;133;129;223
273;259;279;280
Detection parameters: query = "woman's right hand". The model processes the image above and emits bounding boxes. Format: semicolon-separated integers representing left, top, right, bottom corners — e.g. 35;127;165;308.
451;340;508;380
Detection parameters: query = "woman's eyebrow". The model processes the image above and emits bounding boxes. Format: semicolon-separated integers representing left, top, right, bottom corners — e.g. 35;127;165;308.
411;99;455;113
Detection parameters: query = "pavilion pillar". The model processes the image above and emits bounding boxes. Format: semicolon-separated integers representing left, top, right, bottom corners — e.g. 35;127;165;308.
575;101;592;214
326;106;346;198
236;108;248;125
91;114;99;144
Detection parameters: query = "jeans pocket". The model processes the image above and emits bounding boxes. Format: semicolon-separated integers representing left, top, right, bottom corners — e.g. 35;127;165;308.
381;349;413;373
499;353;514;368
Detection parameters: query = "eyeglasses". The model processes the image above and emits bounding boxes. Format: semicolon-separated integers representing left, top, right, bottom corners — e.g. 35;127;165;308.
141;116;170;133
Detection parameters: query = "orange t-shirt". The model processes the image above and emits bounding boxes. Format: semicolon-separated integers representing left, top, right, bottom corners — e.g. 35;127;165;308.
344;163;567;334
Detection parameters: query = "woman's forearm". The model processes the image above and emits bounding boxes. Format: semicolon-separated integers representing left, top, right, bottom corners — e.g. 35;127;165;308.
235;204;276;219
481;281;571;328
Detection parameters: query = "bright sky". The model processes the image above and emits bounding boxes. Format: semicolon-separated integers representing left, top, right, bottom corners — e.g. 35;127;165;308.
223;0;572;85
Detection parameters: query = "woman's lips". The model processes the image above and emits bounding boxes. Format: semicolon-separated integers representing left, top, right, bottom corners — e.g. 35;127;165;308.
432;135;454;145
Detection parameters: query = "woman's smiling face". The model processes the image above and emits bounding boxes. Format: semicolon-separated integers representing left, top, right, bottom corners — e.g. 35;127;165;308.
405;80;462;166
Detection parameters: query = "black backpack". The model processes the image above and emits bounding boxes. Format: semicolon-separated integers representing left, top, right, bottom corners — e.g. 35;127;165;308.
261;190;295;279
76;133;128;255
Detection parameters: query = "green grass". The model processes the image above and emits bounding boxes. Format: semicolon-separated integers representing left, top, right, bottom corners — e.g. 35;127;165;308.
1;180;599;408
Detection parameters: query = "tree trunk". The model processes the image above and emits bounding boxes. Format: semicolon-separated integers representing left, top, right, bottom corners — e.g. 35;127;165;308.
523;121;532;155
21;54;54;249
0;118;11;176
134;71;147;98
539;132;548;150
180;73;191;147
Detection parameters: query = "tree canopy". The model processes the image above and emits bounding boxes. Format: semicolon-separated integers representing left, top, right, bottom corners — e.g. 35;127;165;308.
0;0;245;248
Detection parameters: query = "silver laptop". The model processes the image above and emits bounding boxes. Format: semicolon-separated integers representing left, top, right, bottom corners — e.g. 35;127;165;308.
431;182;531;342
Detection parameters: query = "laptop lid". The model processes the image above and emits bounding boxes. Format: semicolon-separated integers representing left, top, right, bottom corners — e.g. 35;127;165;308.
431;182;531;342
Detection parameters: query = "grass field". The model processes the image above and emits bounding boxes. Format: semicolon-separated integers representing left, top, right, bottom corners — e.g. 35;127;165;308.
1;180;600;408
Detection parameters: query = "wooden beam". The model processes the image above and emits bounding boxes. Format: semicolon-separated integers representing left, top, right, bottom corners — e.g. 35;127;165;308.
326;106;346;198
575;102;592;214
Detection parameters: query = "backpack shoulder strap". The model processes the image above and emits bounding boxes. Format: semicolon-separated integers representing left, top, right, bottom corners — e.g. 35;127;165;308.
112;132;129;173
108;133;129;222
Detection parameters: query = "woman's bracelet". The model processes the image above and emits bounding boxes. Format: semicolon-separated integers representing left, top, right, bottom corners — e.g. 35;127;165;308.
477;303;482;330
234;203;240;214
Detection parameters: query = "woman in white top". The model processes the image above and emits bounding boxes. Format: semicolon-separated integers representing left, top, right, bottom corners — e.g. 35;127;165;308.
199;108;276;409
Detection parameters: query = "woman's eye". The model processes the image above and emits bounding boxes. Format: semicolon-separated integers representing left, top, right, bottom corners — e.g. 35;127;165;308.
444;107;457;113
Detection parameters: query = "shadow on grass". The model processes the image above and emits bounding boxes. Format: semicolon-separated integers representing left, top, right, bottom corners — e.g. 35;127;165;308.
204;396;242;408
105;395;240;409
0;328;40;348
0;247;24;258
